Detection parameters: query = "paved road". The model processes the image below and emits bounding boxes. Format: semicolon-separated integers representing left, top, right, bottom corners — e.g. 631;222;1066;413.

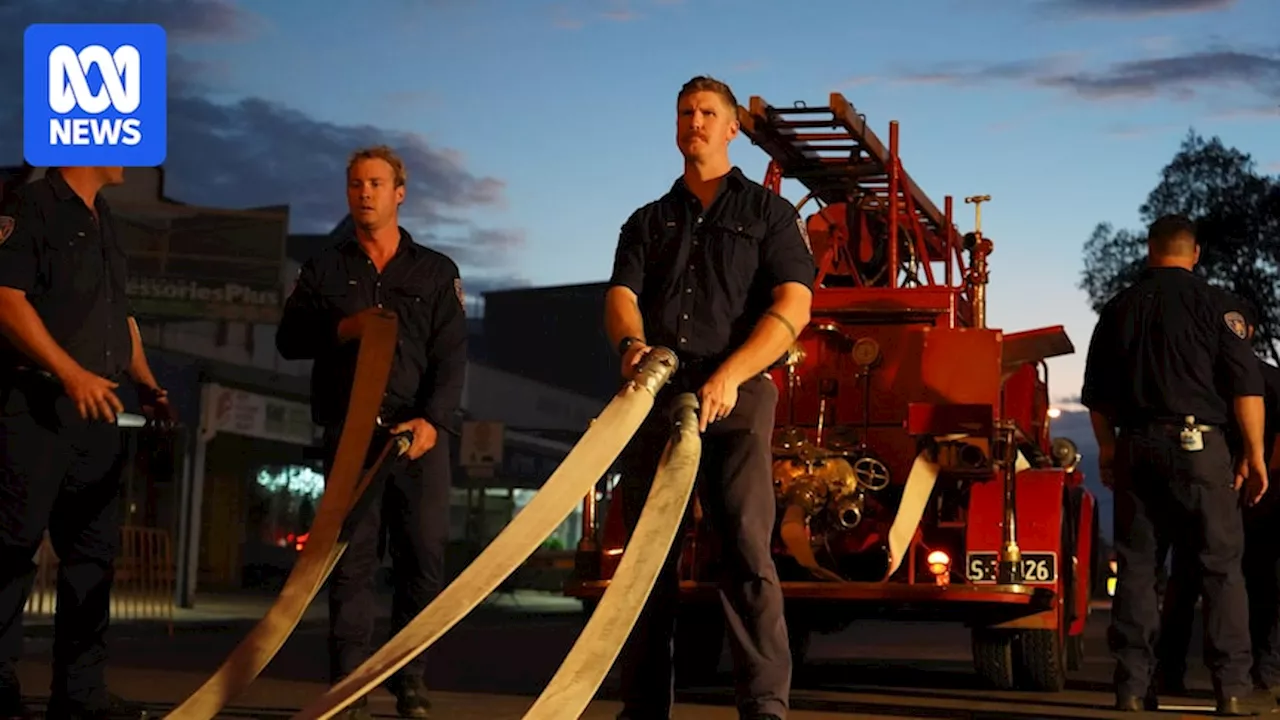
12;593;1277;718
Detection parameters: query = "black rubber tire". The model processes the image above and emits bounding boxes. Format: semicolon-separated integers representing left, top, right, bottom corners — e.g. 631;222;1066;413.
1013;628;1068;691
972;627;1016;690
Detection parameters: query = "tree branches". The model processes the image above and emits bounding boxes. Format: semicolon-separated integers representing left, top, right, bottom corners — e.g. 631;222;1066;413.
1077;129;1280;362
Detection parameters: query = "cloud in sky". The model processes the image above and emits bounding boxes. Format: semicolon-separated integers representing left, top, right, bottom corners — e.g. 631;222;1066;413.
888;48;1280;104
601;0;640;22
1042;50;1280;100
0;0;530;287
1040;0;1238;19
1207;105;1280;121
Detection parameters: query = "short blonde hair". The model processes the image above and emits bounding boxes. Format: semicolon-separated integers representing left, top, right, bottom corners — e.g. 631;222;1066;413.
347;145;407;187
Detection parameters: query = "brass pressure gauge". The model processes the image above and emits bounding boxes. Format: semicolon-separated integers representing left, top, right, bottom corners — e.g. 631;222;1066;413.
852;337;881;367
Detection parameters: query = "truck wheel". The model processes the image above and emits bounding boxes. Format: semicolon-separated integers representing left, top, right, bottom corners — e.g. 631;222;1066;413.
1013;628;1067;691
1009;504;1071;692
971;627;1015;690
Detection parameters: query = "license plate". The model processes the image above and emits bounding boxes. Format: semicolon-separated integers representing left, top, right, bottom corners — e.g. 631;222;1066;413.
966;551;1057;584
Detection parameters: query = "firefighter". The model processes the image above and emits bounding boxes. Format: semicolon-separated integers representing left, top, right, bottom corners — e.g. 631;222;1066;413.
275;146;467;720
1241;301;1280;691
603;75;815;720
1081;213;1269;714
0;168;168;719
1155;299;1280;695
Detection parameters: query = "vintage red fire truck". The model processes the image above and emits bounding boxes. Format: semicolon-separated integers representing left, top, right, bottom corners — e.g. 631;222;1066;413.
564;92;1100;692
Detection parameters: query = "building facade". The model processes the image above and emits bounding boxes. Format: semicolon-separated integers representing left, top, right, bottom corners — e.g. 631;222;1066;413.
478;284;619;403
6;166;614;608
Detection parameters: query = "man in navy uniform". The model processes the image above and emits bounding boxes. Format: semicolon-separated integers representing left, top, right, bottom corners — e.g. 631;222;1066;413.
0;167;168;719
277;146;466;720
1082;214;1268;714
1156;299;1280;696
603;76;815;720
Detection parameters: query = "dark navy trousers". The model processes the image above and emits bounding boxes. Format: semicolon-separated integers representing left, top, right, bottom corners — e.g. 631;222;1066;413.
1110;425;1251;700
0;376;127;713
614;373;791;719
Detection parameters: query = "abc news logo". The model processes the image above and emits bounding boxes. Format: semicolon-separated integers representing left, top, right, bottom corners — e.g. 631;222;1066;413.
23;23;168;167
48;44;143;147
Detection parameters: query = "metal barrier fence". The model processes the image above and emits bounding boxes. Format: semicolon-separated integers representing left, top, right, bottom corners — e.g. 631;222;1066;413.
23;525;175;636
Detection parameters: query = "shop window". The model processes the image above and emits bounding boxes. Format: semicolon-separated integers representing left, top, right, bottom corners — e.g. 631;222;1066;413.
253;465;325;551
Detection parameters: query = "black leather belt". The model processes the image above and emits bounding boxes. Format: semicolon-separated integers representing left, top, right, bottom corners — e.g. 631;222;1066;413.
1124;419;1219;432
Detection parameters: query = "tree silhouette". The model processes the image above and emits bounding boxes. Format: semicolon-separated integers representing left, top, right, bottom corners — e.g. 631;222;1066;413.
1079;130;1280;363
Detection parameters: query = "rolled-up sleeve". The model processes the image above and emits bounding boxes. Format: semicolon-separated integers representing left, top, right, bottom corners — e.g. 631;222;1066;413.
0;192;43;295
607;211;646;296
761;199;816;290
1080;308;1119;418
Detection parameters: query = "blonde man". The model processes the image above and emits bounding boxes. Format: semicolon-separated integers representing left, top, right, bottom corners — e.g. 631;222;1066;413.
277;146;467;719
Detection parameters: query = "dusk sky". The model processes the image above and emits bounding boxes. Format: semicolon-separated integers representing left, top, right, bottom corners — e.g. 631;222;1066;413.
1;0;1277;404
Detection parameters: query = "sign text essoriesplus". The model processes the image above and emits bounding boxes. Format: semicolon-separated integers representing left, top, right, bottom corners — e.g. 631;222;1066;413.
127;278;282;307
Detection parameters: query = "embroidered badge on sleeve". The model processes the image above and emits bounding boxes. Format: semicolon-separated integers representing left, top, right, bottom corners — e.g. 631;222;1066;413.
454;277;465;307
0;216;14;245
1224;311;1248;339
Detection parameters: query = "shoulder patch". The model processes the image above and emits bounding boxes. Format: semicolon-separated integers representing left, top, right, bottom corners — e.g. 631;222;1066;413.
0;216;13;245
454;277;465;307
796;216;812;255
1224;311;1248;339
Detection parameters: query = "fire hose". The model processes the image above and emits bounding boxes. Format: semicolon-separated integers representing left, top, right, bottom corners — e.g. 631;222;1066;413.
165;335;690;719
166;311;402;720
289;348;682;720
521;392;702;720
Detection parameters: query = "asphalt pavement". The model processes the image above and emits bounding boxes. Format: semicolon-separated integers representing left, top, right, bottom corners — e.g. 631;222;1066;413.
12;591;1279;718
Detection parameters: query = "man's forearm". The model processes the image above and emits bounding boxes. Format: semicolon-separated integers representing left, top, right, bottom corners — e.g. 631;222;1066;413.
1235;395;1266;460
0;290;82;379
127;317;160;389
718;300;810;387
604;287;645;350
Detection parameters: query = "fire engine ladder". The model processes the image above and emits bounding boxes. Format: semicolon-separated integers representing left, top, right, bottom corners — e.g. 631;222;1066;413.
736;93;965;289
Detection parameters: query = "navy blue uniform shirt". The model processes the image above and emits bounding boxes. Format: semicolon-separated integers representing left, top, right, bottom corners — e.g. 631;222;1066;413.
1081;266;1264;427
275;228;467;435
0;169;133;379
608;166;815;368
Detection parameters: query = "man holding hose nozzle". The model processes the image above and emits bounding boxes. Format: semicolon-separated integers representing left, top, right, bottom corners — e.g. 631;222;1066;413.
276;146;467;720
0;167;169;720
603;76;815;720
